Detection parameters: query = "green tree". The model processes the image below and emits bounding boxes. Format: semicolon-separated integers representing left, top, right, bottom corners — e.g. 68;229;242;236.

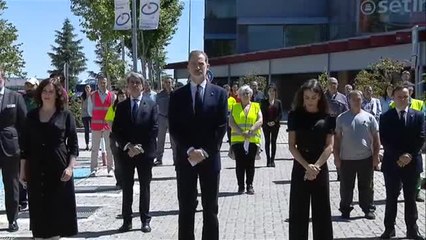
48;18;87;90
317;71;329;91
0;0;25;76
91;40;125;87
354;58;406;98
239;74;267;92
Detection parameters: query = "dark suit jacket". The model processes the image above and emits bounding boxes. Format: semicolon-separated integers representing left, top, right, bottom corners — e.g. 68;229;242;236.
112;97;158;160
260;98;283;127
379;108;425;173
0;88;27;158
169;83;228;172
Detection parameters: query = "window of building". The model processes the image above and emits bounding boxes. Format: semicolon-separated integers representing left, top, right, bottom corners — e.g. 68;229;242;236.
205;39;236;57
247;25;284;52
205;0;236;19
284;25;327;47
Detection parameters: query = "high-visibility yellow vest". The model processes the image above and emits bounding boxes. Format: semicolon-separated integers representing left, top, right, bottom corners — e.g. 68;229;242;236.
230;102;261;144
228;96;236;112
389;98;424;111
104;105;116;122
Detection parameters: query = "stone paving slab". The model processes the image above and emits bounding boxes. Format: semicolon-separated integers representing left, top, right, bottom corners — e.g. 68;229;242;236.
0;125;424;239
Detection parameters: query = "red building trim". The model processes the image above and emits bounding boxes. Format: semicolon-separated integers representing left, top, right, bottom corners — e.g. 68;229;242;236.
165;30;426;69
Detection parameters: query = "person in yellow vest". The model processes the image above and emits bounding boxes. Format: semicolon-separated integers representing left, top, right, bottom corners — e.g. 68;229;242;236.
90;75;116;176
389;80;424;202
105;89;127;188
229;85;263;194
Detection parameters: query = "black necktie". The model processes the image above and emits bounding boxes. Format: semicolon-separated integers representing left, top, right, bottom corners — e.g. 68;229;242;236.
132;99;139;121
194;85;203;115
399;110;406;126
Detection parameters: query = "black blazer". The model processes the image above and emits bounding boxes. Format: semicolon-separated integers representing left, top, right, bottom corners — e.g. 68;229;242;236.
169;83;227;172
379;108;425;173
260;98;283;127
0;88;27;157
112;97;158;160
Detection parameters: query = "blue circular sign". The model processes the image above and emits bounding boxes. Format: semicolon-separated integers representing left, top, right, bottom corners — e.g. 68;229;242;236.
141;2;159;15
207;70;214;82
116;12;130;26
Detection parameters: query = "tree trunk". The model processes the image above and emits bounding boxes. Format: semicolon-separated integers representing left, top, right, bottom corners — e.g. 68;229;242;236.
148;59;153;83
140;57;147;79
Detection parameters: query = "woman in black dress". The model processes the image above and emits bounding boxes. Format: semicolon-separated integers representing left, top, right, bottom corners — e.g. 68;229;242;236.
287;79;333;240
20;78;78;239
260;84;283;167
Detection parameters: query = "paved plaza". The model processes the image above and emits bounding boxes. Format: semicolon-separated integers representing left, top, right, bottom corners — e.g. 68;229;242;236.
0;125;424;239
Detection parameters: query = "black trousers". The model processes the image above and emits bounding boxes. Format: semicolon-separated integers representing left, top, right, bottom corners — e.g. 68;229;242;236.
289;162;333;240
82;117;91;146
383;168;419;231
262;125;279;163
233;143;257;187
120;154;153;224
109;134;122;187
339;157;374;213
0;154;20;223
176;164;220;240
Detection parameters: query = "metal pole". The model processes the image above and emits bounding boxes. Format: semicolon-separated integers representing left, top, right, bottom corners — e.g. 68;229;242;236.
188;0;191;56
412;25;420;98
131;0;138;72
121;37;125;62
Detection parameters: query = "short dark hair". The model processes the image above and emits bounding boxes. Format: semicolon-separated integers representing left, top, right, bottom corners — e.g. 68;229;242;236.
188;50;209;63
35;78;66;110
392;85;408;96
267;84;278;99
292;79;329;114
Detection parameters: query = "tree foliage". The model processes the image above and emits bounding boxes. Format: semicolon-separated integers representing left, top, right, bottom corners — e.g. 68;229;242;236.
354;58;406;98
90;40;126;87
239;74;267;91
48;18;87;90
317;71;329;91
0;0;25;76
71;0;183;82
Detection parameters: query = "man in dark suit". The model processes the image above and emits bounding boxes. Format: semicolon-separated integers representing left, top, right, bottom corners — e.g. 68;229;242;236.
0;67;27;232
379;85;425;240
112;72;158;233
169;50;227;240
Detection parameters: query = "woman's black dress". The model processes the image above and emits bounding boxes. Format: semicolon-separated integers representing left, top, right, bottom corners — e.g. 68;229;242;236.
23;109;78;238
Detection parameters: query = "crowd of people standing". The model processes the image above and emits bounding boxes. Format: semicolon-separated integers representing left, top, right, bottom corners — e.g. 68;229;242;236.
0;49;425;240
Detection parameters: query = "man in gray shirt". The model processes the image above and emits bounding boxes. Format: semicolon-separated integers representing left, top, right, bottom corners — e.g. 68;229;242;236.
334;90;380;220
154;77;175;166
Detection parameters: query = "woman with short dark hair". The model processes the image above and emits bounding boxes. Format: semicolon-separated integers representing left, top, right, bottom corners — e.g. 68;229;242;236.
287;79;333;240
20;78;79;239
260;84;282;167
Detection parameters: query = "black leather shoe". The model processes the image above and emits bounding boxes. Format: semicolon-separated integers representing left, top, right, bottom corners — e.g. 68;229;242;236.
141;223;151;233
8;221;19;232
118;222;132;233
407;229;424;240
153;160;163;166
380;228;395;239
270;161;275;167
246;185;255;195
415;193;424;202
238;186;245;194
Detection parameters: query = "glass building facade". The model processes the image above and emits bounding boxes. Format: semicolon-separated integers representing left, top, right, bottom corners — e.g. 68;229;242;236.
204;0;425;57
